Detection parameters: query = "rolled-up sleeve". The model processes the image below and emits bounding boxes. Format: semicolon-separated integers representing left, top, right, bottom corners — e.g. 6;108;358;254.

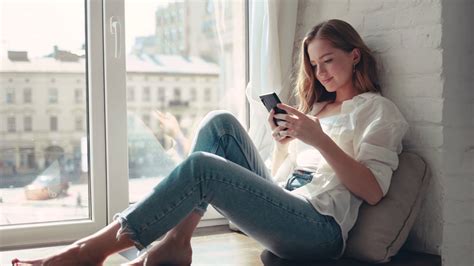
352;98;409;197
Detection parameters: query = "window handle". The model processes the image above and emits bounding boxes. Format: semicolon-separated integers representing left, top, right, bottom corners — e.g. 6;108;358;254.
109;16;121;59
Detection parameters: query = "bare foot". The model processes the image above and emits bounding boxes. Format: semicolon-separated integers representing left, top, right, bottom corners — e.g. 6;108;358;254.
12;243;105;266
122;236;192;266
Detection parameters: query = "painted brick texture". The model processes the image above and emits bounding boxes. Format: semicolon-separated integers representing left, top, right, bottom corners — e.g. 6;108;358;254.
293;0;473;265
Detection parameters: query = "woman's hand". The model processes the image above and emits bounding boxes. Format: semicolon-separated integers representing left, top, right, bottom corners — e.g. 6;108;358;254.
268;109;295;149
273;103;328;148
153;110;183;139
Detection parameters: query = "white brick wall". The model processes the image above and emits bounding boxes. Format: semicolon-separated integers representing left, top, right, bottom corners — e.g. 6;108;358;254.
440;0;474;265
292;0;474;265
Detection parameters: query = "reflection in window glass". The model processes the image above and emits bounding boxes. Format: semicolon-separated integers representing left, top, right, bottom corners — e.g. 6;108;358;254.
125;0;246;203
0;0;89;226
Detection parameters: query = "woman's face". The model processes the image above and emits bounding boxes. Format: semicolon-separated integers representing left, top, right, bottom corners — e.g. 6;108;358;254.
307;38;359;93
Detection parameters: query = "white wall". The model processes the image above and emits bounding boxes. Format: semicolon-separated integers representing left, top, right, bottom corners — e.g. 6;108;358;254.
292;1;474;265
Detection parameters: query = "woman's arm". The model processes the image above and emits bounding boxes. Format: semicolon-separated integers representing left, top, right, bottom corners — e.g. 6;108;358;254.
274;103;383;205
315;135;383;205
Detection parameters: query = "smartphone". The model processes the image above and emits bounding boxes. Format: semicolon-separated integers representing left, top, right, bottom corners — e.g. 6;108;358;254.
259;92;288;127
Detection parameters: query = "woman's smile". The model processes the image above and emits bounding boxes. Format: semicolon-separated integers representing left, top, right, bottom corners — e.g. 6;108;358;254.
320;77;333;84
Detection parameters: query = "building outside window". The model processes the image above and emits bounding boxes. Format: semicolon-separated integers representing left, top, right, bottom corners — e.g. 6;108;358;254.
7;116;16;132
157;87;165;102
143;87;151;102
190;87;197;101
19;148;35;169
50;116;58;131
173;87;181;101
23;88;32;103
75;116;83;131
75;88;83;104
48;88;58;104
24;116;32;132
6;88;15;104
204;88;211;102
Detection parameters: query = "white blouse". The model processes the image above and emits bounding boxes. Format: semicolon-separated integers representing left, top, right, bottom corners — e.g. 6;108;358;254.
272;92;409;259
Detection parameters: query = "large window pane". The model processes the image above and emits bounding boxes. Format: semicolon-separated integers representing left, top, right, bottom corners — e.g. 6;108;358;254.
0;0;90;226
125;0;246;203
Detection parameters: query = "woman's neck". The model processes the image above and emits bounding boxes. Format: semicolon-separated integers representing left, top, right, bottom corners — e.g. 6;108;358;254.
334;86;359;104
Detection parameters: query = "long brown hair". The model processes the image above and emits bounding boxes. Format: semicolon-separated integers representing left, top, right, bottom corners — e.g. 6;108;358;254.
295;19;380;114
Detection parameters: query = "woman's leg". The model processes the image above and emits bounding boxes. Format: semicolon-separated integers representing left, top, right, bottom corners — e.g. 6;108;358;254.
121;110;275;265
119;151;342;262
11;221;135;266
114;111;342;262
13;111;340;265
12;111;271;266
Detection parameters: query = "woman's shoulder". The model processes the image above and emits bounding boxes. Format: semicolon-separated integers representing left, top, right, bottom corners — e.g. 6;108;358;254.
351;91;401;113
349;92;408;127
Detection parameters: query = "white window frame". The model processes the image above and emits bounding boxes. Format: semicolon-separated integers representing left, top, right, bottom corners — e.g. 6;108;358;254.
106;0;249;227
0;0;249;249
0;0;108;250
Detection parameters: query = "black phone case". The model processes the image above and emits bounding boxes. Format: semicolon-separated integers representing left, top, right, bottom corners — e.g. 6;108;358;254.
259;92;287;126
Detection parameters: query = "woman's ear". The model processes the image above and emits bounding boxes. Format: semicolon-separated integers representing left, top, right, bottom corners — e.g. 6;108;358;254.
352;48;361;65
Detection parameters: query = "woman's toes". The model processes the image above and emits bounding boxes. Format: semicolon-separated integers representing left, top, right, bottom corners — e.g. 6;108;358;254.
11;258;43;266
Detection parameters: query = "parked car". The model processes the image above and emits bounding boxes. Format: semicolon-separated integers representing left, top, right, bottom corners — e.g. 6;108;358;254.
24;161;69;200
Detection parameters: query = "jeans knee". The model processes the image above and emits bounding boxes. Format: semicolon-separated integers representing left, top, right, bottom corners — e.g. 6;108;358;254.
184;151;224;173
202;110;237;129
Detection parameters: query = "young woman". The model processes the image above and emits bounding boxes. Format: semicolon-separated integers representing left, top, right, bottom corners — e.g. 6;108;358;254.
13;19;408;266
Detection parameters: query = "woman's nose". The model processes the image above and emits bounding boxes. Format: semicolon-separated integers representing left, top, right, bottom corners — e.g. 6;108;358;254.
315;65;326;77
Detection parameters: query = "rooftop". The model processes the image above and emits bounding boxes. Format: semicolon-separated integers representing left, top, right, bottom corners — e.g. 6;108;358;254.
0;51;219;75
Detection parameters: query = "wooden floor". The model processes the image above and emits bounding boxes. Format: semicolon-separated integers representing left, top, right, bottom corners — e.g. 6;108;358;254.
0;225;265;266
0;225;441;266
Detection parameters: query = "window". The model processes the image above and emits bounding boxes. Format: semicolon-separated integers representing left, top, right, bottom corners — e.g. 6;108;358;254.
23;88;32;103
50;116;58;131
19;148;35;169
1;0;109;250
24;116;32;132
173;87;181;100
49;88;58;104
6;88;15;104
75;88;83;104
7;116;16;132
143;87;151;102
124;0;246;214
157;87;165;102
75;116;83;131
1;0;247;249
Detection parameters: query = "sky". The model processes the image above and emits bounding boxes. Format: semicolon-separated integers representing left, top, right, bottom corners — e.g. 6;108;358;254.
0;0;169;58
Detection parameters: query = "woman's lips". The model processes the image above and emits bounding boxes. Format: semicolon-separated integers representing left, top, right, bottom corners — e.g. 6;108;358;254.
321;77;333;84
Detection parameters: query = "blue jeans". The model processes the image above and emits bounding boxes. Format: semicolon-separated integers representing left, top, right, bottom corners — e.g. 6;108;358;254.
115;110;343;260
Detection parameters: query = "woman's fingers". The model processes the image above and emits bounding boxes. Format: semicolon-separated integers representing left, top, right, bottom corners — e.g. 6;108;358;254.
267;109;277;129
272;125;288;139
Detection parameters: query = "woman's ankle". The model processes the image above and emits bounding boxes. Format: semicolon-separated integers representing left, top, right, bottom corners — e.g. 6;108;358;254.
75;241;108;264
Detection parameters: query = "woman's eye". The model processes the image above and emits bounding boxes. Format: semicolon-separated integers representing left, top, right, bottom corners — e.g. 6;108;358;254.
324;59;333;63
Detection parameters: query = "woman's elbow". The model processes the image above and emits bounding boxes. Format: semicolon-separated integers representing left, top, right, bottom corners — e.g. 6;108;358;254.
366;187;383;206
